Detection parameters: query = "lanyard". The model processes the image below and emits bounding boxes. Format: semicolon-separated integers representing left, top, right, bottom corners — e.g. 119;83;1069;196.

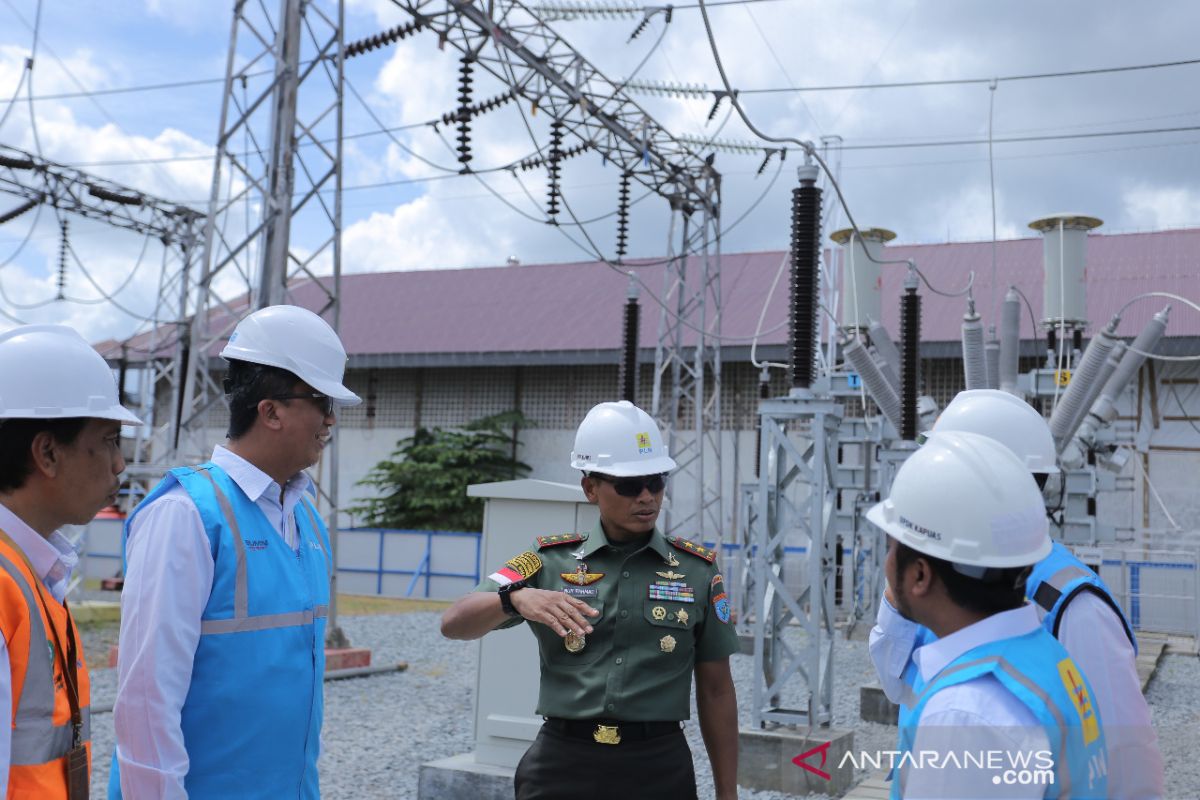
0;529;84;747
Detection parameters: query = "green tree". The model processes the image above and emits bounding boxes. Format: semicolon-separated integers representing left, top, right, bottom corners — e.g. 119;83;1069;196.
350;410;532;530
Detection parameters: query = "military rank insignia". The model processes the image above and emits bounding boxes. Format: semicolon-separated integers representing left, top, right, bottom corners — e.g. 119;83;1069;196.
536;533;585;549
668;536;716;563
488;551;542;586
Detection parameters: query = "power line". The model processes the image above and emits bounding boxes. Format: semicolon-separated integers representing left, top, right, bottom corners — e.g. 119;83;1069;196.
626;57;1200;97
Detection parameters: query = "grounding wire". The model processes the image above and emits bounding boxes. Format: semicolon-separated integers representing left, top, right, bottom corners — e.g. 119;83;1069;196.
987;80;998;325
1112;291;1200;362
695;0;974;300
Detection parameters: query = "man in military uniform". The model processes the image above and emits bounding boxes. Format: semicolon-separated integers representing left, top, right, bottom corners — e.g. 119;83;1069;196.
441;401;740;800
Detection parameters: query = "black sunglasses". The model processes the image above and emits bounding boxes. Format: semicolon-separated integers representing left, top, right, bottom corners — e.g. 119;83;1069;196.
266;392;335;416
592;473;666;497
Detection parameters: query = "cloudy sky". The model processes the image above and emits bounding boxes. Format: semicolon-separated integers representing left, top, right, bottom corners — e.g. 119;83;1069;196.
0;0;1196;343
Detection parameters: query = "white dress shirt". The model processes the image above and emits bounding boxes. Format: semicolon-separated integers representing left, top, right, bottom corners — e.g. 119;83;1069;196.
902;605;1050;800
0;502;80;796
872;588;1164;799
113;446;313;800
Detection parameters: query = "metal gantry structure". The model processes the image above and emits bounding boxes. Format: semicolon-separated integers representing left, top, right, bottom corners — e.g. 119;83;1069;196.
383;0;725;541
0;142;206;504
178;0;345;464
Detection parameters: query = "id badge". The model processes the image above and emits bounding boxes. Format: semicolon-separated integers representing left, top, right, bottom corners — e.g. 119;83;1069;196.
67;744;89;800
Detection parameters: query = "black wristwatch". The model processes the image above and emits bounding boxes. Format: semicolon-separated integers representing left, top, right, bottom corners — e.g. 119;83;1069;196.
498;579;527;617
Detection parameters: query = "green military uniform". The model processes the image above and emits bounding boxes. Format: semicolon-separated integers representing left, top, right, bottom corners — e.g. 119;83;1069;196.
476;521;739;720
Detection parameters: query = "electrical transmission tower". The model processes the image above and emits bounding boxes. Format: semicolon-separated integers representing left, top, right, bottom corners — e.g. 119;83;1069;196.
0;143;205;504
178;0;345;463
380;0;724;541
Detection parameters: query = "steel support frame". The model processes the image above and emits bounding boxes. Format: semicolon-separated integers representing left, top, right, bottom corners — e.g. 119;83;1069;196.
387;0;723;539
750;394;842;728
0;143;205;507
179;0;344;464
651;183;722;541
178;0;348;642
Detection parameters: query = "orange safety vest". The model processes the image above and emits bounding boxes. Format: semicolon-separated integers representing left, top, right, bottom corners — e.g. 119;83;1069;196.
0;529;91;799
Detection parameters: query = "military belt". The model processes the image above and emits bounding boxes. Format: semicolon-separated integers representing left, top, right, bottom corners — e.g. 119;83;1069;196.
543;718;682;744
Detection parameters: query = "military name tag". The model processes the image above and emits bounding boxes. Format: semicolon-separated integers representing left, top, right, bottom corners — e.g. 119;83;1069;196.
648;580;695;603
563;586;598;598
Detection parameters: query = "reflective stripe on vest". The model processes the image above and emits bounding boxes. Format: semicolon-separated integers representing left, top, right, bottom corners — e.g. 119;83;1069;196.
0;549;91;765
191;468;328;637
1028;542;1137;651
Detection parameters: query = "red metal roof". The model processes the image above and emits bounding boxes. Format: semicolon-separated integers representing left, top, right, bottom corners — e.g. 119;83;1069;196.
97;227;1199;362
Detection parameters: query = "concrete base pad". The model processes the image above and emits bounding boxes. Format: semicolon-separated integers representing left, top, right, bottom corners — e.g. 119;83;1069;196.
418;752;514;800
860;682;899;724
738;725;855;796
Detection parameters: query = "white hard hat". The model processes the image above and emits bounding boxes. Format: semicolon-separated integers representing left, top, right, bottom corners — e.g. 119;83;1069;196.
220;305;360;406
0;325;142;424
570;401;677;477
932;389;1059;475
866;430;1050;569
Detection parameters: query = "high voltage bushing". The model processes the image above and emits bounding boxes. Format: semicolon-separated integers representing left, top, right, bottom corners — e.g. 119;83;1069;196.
0;199;38;225
999;288;1021;393
439;90;516;126
56;218;69;300
961;302;987;390
456;56;475;166
516;141;592;172
344;18;430;58
618;278;640;402
1049;318;1118;448
787;164;821;389
899;273;921;441
985;338;1001;390
546;119;565;218
842;333;903;433
616;170;632;259
754;365;769;477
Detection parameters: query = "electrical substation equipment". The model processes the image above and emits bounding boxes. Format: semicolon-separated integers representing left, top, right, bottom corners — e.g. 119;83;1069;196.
382;0;724;543
829;227;893;335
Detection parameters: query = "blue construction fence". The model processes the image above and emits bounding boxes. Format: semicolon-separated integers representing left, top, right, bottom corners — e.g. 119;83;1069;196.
74;519;1200;635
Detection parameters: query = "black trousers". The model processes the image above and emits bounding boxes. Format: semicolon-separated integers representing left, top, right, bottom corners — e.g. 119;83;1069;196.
514;724;698;800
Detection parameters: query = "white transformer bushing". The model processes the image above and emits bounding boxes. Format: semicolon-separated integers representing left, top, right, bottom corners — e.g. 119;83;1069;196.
1029;213;1102;329
831;227;895;332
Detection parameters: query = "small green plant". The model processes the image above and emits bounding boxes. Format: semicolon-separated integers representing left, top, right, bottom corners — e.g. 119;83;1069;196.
350;410;532;530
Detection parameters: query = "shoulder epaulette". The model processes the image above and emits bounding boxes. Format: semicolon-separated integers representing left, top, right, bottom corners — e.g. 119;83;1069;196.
536;532;585;549
669;536;716;563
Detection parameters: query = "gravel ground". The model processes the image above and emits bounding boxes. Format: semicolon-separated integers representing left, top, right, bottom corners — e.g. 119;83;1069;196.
84;612;1200;799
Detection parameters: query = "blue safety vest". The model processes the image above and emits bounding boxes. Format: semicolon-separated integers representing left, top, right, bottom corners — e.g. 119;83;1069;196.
109;463;331;800
893;627;1109;799
1027;541;1136;653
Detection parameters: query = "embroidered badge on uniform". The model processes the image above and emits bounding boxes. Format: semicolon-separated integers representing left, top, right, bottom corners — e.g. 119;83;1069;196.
711;573;723;588
488;551;542;586
712;591;731;623
648;581;695;603
561;563;604;585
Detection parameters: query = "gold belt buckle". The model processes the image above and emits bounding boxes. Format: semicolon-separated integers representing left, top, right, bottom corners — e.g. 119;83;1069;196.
593;724;621;745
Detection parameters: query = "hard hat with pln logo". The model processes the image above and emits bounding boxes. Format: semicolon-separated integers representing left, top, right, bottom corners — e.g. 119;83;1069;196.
220;305;361;406
866;430;1050;570
931;389;1059;475
0;325;142;424
570;401;677;477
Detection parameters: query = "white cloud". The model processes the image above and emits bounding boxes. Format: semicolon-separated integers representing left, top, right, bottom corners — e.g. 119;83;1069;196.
1123;184;1200;231
342;194;513;271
